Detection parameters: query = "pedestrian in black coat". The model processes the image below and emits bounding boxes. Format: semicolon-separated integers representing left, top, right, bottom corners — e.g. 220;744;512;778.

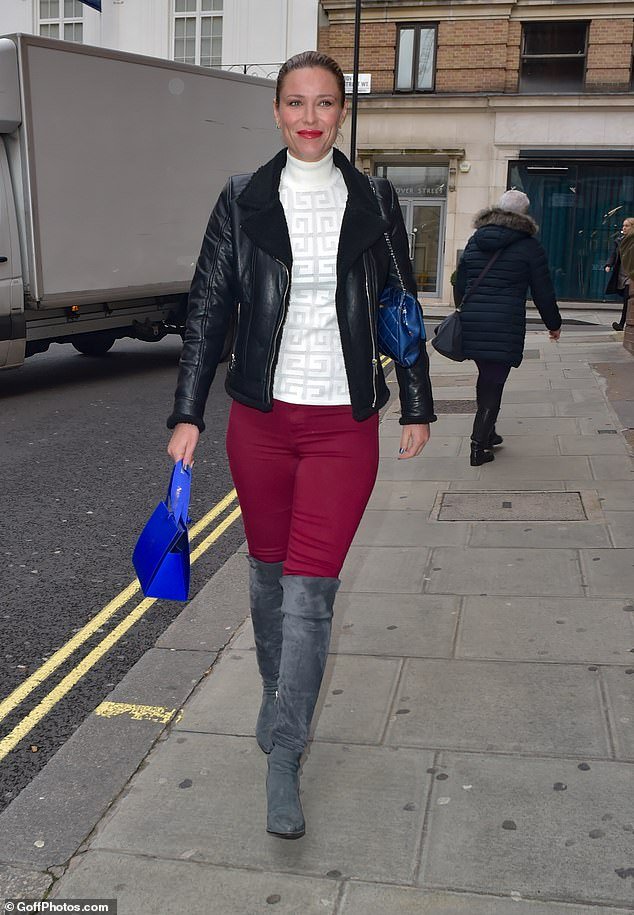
605;216;634;332
455;190;562;466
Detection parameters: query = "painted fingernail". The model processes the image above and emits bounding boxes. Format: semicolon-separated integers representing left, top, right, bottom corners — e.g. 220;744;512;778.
399;448;405;454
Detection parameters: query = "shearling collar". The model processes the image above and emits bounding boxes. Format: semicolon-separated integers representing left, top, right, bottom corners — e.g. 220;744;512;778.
474;207;538;236
236;146;390;278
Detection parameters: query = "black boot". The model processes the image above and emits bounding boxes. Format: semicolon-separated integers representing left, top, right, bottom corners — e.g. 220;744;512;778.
266;575;340;839
488;428;503;448
247;556;283;754
470;407;497;466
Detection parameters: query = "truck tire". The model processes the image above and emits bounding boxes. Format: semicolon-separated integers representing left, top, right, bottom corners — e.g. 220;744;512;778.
72;333;116;356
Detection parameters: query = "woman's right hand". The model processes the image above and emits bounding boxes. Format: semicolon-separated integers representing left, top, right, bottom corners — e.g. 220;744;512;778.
167;423;200;468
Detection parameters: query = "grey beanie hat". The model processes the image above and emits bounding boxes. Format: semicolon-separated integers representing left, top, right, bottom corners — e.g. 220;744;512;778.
498;189;530;214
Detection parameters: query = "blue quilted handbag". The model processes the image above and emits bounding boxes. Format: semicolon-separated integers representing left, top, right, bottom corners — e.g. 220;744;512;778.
132;460;192;601
378;285;426;368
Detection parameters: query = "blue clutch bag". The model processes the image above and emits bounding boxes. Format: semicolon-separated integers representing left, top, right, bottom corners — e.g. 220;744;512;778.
132;460;192;601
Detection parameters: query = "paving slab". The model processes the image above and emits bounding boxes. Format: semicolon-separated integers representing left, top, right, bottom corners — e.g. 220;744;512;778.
339;881;634;914
50;851;340;915
0;864;52;900
385;659;609;756
604;512;634;547
477;417;580;435
340;546;430;593
366;480;446;511
590;455;634;481
424;547;583;596
498;402;556;417
89;735;434;884
420;753;634;907
555;402;615;417
580;548;634;597
377;456;482;481
467;521;611;549
330;592;459;658
557;434;629;455
602;666;634;761
471;455;592;480
457;596;634;664
353;509;470;547
503;389;574;404
176;649;401;746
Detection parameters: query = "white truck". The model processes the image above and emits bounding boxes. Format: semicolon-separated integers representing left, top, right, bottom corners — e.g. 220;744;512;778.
0;33;280;367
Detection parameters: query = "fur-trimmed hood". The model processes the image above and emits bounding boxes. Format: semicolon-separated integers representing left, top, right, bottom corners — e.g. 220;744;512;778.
471;207;538;253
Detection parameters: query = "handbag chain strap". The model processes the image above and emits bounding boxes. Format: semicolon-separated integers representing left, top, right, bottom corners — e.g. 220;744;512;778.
368;177;405;292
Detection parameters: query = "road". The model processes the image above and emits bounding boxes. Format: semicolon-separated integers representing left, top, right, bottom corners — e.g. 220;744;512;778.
0;337;245;812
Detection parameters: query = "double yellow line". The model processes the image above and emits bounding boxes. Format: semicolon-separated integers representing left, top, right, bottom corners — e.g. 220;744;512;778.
0;489;242;762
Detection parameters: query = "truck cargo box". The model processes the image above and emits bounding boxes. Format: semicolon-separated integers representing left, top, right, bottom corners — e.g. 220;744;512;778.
0;34;280;309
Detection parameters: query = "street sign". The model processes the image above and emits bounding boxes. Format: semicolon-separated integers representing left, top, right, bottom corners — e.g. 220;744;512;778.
344;73;371;94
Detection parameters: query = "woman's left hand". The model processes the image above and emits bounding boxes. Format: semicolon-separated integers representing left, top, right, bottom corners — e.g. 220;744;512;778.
398;423;430;459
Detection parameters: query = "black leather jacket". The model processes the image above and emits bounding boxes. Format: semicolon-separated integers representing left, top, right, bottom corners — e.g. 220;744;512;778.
168;147;436;430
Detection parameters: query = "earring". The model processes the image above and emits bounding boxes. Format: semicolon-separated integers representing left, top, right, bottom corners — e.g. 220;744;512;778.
275;123;280;129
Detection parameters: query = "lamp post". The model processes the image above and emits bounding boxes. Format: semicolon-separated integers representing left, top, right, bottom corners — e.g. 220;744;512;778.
349;0;362;163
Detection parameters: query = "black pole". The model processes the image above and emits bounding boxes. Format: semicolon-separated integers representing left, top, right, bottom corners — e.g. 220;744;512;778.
349;0;362;163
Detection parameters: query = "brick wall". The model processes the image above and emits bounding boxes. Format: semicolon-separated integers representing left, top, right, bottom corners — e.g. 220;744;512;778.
586;19;633;91
318;12;634;96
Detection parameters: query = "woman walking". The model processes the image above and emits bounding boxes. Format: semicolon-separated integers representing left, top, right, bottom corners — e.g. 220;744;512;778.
454;190;561;466
166;52;436;839
605;216;634;332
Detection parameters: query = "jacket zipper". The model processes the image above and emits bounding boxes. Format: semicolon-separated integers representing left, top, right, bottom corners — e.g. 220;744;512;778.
266;259;291;401
365;254;378;408
229;300;241;371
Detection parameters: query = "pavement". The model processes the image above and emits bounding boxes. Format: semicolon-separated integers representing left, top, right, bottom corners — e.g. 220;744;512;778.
1;307;633;914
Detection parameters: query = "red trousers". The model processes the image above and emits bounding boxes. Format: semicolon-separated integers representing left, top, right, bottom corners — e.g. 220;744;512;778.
226;400;379;578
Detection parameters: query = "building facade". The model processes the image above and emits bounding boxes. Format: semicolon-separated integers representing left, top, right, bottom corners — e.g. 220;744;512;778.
320;0;634;305
0;1;320;79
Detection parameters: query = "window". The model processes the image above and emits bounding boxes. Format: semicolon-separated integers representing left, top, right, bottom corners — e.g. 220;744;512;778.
395;24;437;92
39;0;84;42
520;21;588;93
174;0;223;69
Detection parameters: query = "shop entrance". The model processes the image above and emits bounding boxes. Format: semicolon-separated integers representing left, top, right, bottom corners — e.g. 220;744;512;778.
376;165;447;296
508;159;634;302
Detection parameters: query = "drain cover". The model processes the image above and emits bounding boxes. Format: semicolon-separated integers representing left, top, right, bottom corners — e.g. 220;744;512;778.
438;491;587;521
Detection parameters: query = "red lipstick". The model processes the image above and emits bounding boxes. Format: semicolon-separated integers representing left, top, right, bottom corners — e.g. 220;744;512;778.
297;130;323;138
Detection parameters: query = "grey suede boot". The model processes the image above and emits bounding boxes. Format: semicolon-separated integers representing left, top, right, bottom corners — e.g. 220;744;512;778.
266;575;340;839
247;556;283;754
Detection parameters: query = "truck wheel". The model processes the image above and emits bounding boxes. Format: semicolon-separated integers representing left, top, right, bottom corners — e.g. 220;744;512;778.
72;333;116;356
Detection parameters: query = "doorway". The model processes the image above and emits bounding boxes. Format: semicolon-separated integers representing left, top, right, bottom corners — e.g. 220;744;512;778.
376;165;448;297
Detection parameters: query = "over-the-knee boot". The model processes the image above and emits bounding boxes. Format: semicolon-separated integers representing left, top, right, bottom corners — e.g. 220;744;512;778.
247;556;283;754
266;574;340;839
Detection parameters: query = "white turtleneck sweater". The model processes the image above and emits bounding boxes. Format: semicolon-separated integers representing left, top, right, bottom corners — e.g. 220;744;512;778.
273;149;350;405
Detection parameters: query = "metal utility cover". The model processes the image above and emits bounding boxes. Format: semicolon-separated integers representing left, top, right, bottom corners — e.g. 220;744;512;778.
438;491;587;522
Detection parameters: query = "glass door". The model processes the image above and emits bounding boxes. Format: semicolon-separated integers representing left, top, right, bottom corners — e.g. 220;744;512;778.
401;200;445;296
